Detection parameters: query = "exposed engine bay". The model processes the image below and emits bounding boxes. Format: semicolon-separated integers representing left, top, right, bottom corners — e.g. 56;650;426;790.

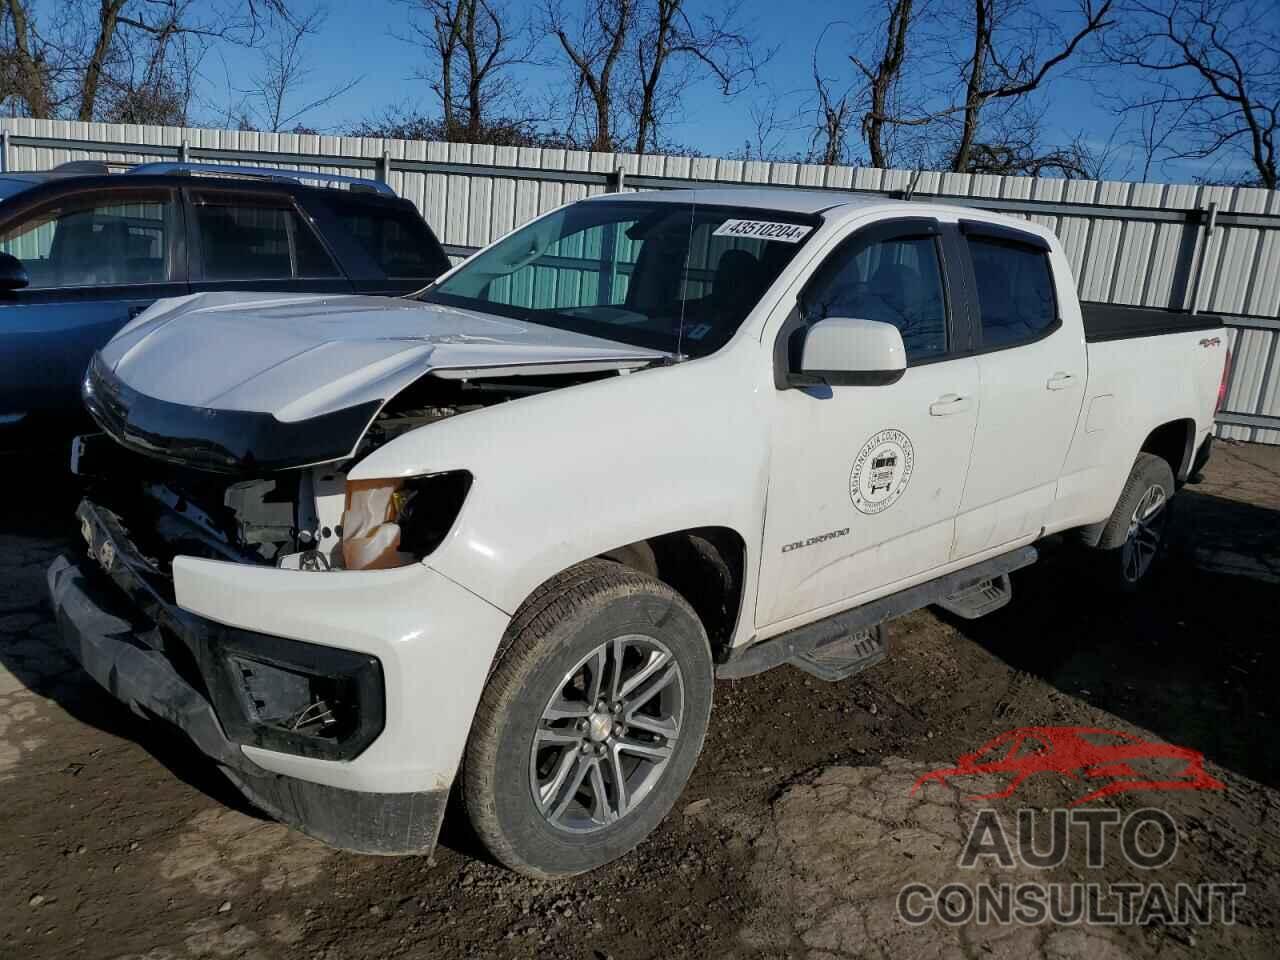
76;368;620;577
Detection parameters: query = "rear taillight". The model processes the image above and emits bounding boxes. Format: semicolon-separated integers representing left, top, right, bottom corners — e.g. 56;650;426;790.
1216;348;1232;413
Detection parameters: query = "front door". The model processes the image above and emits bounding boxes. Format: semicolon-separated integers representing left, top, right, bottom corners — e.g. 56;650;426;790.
0;188;186;418
757;218;980;627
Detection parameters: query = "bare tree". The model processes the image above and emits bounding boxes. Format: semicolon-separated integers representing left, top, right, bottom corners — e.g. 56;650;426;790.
628;0;764;154
809;28;856;166
851;0;917;169
397;0;532;142
1;0;59;116
947;0;1114;172
2;0;298;124
544;0;766;153
546;0;635;150
1104;0;1278;188
238;9;359;132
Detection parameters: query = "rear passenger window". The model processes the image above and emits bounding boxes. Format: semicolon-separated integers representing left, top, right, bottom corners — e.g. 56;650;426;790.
967;237;1057;350
193;193;340;281
803;232;949;362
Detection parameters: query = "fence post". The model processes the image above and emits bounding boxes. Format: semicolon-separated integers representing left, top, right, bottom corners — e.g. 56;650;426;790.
1;130;9;173
1188;201;1219;316
606;166;625;193
377;149;391;184
179;139;190;163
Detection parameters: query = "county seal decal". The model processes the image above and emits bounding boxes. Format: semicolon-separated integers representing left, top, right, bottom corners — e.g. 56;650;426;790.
850;429;914;514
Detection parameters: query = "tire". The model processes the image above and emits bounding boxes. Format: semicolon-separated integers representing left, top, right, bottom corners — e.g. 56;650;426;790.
1092;453;1176;592
460;559;714;878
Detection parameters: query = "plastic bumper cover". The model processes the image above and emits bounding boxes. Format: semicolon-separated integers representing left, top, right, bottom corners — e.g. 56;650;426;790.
47;554;448;855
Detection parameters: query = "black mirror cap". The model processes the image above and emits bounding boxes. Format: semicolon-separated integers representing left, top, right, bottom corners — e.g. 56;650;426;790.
0;252;29;291
786;367;906;388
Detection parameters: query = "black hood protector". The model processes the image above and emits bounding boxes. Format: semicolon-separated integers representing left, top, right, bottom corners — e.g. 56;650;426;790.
84;354;381;474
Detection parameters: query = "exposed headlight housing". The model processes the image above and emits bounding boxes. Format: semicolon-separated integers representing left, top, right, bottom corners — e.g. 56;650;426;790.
341;471;472;570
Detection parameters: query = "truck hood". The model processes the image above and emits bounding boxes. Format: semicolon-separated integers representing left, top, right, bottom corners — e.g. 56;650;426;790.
88;292;667;473
100;291;667;421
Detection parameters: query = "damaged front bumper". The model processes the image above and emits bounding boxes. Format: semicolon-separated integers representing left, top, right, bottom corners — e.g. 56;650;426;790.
48;499;511;855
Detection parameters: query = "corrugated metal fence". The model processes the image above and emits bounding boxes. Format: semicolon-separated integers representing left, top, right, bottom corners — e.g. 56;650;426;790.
3;117;1279;443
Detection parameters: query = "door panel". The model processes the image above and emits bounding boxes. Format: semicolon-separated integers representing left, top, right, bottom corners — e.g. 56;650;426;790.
952;233;1088;558
0;188;185;417
756;218;980;627
1;287;186;415
757;358;981;626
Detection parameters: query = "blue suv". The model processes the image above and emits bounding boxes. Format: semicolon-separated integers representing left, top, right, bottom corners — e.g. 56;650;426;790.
0;161;450;437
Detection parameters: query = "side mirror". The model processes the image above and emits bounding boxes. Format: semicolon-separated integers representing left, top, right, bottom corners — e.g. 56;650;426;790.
0;252;29;291
789;316;906;387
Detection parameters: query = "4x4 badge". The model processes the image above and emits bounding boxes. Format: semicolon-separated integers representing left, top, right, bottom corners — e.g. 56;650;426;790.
850;429;914;514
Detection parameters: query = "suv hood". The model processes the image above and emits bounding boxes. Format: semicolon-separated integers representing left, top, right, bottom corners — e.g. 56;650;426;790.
101;291;666;421
88;292;667;473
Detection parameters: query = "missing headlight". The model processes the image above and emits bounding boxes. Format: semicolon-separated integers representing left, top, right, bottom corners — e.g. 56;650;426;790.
341;471;472;570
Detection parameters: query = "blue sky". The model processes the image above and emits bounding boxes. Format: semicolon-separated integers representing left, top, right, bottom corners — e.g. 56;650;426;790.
197;0;1210;183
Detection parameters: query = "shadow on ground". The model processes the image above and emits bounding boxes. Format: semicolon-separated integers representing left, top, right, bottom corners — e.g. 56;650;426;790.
951;488;1280;792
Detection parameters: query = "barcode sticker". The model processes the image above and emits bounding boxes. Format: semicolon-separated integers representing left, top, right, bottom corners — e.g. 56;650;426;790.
712;219;813;243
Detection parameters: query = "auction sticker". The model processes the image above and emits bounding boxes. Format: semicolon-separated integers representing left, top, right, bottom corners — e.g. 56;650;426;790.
712;219;813;242
850;429;914;514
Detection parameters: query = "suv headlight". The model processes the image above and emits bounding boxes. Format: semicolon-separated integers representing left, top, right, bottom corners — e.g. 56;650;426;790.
341;471;472;570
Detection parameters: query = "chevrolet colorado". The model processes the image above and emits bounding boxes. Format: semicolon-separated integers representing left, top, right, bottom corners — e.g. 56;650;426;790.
47;188;1230;878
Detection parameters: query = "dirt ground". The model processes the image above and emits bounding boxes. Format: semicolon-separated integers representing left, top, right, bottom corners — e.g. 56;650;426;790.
1;440;1278;960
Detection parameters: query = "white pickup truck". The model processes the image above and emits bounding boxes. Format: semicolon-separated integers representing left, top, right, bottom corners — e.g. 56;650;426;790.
49;188;1229;878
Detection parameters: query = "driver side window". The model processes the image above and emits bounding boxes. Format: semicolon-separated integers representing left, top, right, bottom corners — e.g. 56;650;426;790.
804;233;949;363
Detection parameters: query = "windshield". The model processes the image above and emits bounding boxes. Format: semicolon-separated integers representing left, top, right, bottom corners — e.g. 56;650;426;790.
423;199;819;357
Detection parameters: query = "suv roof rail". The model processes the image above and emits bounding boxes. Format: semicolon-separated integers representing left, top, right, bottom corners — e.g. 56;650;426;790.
52;160;114;175
125;161;396;196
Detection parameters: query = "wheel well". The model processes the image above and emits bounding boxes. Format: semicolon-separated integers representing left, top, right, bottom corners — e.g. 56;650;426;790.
598;528;746;661
1141;419;1195;482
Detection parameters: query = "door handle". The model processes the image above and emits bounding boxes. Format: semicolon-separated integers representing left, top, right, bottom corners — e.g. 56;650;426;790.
1046;372;1076;391
929;393;972;416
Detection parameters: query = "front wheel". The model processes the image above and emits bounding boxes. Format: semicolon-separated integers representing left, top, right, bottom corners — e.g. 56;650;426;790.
460;560;714;878
1093;453;1175;592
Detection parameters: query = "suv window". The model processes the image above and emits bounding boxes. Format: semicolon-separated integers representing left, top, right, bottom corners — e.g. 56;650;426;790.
968;236;1057;349
327;199;450;279
192;192;340;281
0;190;175;289
803;232;949;363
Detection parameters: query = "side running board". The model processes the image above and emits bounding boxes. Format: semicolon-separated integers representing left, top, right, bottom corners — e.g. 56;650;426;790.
717;545;1038;681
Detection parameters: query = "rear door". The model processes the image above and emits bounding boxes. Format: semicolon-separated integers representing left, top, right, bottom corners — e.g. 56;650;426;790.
0;187;186;417
185;189;354;297
757;218;981;626
952;222;1088;558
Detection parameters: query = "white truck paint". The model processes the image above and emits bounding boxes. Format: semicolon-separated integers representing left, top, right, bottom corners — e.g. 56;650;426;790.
54;187;1229;872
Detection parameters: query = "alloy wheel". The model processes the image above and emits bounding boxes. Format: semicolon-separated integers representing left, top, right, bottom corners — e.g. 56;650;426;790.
1122;483;1167;583
529;634;684;833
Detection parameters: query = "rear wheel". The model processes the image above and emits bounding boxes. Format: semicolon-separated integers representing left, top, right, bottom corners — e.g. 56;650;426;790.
1093;453;1175;592
460;560;714;878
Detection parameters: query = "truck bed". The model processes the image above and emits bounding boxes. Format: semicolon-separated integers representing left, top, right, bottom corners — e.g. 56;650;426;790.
1081;302;1225;343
